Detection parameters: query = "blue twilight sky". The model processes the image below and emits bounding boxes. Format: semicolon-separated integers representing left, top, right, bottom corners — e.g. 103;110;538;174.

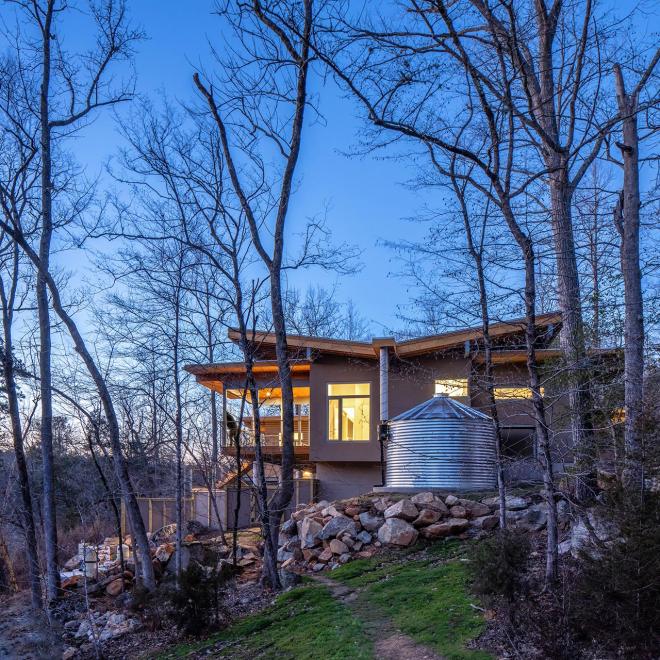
28;1;434;335
1;0;652;339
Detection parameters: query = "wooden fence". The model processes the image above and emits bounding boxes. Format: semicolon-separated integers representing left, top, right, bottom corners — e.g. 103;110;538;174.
121;479;317;536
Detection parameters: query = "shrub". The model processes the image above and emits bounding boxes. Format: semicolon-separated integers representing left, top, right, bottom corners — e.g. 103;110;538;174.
165;563;231;636
468;528;530;601
568;489;660;656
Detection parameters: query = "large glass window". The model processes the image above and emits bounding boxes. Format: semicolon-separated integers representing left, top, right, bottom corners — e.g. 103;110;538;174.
494;386;544;400
435;378;469;397
327;383;370;441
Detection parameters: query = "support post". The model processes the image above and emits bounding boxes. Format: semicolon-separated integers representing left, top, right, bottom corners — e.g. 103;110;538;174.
379;346;389;486
379;346;389;422
221;388;227;450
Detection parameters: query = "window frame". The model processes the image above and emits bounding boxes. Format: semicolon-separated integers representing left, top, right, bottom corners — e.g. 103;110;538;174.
327;382;371;442
434;378;469;398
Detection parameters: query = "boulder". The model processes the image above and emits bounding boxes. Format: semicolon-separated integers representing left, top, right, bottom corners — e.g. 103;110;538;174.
445;494;459;506
61;575;82;590
321;505;343;518
472;515;499;531
569;509;619;559
339;534;354;549
319;516;358;540
318;548;333;563
411;491;436;505
105;577;125;597
338;553;351;564
449;505;468;519
62;647;77;660
329;539;349;555
277;548;294;563
63;555;81;571
517;503;548;531
426;498;449;514
482;495;528;510
98;613;141;642
292;508;309;522
421;517;469;539
302;548;319;562
63;619;80;632
377;518;418;547
298;518;323;549
344;506;361;517
279;568;301;589
357;530;372;544
413;508;442;527
281;517;298;536
358;511;384;532
154;543;175;563
384;499;419;522
373;498;389;513
459;500;491;517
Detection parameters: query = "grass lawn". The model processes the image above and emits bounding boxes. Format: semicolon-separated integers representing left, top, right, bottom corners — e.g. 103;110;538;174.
157;539;490;660
332;540;492;660
155;583;372;659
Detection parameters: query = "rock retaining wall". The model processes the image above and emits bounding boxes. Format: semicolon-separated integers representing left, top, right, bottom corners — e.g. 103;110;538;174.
277;491;563;572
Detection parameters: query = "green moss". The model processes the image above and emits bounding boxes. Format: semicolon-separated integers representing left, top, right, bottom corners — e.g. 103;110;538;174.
157;538;489;660
332;540;489;660
358;561;490;660
156;584;372;659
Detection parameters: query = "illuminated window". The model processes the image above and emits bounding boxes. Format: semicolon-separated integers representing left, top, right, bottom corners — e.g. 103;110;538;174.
494;386;545;400
435;379;469;397
328;383;370;441
611;408;625;424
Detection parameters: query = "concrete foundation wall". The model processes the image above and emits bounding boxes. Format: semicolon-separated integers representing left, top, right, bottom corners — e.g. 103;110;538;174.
316;462;382;501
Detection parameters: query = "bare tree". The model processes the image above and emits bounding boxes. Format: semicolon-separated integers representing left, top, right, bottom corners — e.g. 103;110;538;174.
0;239;42;608
315;0;561;581
193;0;313;588
0;0;155;594
612;49;660;490
114;96;282;585
317;0;659;500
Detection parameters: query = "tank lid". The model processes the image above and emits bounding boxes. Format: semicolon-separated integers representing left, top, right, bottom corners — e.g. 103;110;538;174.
390;395;492;421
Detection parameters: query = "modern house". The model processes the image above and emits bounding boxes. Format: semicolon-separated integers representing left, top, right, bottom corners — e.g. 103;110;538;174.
184;312;588;502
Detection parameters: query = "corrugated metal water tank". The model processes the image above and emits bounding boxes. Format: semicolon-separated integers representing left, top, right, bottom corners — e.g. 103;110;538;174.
386;394;496;490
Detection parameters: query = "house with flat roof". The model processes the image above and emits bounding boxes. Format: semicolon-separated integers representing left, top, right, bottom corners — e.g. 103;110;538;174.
184;312;594;501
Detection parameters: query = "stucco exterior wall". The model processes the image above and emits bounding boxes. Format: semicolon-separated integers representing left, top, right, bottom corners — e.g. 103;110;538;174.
315;462;383;501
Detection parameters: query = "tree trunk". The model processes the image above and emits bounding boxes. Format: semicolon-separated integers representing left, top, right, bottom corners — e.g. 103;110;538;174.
9;239;157;591
263;268;293;588
521;239;559;584
548;170;594;501
0;259;42;608
454;181;507;529
613;65;644;492
498;190;559;584
38;0;60;604
173;283;184;583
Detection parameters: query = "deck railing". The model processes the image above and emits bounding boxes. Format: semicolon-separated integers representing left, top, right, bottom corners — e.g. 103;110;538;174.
224;429;310;448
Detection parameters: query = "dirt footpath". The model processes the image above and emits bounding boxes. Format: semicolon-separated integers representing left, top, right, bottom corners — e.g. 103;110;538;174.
311;574;444;660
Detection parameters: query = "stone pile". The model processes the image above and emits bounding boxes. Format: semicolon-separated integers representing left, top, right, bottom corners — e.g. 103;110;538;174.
279;491;507;572
277;491;569;572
